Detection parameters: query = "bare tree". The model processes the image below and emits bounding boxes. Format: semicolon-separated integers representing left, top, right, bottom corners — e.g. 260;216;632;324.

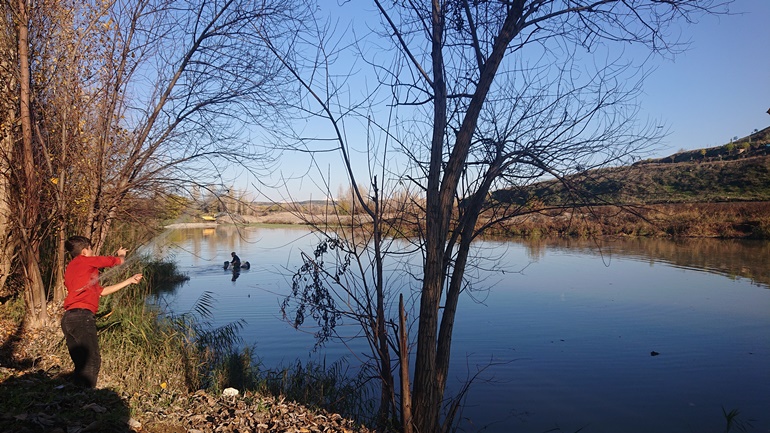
77;0;308;252
275;1;729;432
1;0;310;327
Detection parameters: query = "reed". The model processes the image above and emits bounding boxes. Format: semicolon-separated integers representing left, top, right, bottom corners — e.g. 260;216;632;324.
722;407;754;433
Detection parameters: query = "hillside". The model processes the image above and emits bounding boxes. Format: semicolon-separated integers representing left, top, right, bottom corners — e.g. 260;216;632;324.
640;125;770;165
492;125;770;206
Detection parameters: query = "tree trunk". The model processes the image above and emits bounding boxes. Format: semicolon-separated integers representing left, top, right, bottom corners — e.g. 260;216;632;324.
411;2;447;431
372;181;395;424
52;221;66;305
413;4;525;431
17;0;49;327
0;128;14;291
0;31;15;291
52;109;68;305
399;294;413;433
21;247;48;326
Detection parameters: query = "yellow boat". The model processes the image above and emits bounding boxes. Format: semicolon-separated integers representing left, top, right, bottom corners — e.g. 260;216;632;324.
201;215;216;221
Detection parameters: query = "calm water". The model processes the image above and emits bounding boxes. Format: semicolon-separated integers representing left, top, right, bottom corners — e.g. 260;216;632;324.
148;226;770;433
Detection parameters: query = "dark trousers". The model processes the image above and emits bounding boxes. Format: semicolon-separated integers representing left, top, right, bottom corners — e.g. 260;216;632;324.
61;309;101;388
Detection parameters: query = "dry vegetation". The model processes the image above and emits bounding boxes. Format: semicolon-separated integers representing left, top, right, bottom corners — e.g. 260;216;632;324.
483;202;770;239
0;292;374;433
236;201;770;240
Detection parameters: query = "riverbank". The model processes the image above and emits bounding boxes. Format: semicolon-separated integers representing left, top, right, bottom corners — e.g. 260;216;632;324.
165;212;310;228
0;277;375;433
485;201;770;239
184;201;770;240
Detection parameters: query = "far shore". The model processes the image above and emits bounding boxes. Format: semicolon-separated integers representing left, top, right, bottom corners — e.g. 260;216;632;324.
165;211;333;228
164;222;219;229
165;201;770;239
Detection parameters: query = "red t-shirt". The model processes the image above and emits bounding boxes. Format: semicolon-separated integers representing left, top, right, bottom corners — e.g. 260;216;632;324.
63;255;123;313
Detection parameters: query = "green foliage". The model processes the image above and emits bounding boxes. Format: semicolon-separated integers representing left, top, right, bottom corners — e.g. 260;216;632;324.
37;251;371;423
162;291;245;390
201;341;375;426
158;194;193;222
97;300;195;398
141;257;190;295
500;156;770;207
258;358;375;424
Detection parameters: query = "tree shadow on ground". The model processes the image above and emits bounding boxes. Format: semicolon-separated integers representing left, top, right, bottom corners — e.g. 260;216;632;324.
0;369;131;432
0;317;37;371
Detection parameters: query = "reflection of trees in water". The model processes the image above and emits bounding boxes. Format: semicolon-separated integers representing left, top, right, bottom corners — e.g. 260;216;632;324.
163;228;770;288
151;279;186;296
527;237;770;289
160;226;254;264
523;239;547;262
143;259;191;297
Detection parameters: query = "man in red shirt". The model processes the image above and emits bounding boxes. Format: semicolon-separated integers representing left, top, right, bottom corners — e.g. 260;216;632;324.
62;236;143;388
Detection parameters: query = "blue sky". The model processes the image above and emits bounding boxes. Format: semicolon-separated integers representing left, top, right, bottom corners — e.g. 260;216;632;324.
638;1;770;152
251;1;770;201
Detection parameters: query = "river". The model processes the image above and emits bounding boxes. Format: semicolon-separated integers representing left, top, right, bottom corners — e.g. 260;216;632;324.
148;225;770;433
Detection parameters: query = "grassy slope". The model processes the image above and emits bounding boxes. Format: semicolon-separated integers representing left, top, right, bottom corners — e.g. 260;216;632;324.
494;125;770;206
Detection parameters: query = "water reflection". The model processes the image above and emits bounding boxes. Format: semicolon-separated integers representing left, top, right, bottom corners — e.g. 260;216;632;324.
154;227;770;433
520;237;770;288
154;228;770;290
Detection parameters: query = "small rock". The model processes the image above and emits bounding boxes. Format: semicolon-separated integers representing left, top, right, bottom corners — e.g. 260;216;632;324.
222;387;239;397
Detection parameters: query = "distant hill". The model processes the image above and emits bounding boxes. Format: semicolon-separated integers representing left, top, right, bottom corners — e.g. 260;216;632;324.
638;125;770;165
492;125;770;206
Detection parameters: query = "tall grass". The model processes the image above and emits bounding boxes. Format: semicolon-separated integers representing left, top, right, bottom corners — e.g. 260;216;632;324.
84;258;242;413
259;357;376;422
204;347;376;425
89;257;372;423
